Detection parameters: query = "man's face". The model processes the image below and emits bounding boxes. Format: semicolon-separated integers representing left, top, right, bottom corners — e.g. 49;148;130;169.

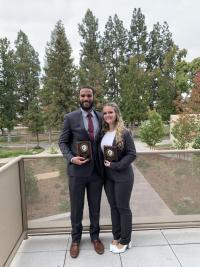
79;88;94;111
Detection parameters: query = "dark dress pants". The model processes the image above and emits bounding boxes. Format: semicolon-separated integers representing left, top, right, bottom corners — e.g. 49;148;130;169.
69;171;103;243
104;178;133;245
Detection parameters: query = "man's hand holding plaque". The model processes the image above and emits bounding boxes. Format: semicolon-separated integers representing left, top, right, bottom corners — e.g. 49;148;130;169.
76;141;92;160
104;145;118;162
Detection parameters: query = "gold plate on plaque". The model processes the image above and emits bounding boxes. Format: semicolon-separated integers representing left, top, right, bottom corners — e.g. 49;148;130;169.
76;141;92;159
104;145;118;162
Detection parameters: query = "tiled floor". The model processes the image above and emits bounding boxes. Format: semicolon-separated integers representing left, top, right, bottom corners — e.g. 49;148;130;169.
9;228;200;267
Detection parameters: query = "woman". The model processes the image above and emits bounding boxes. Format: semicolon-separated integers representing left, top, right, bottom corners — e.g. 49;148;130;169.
100;102;136;253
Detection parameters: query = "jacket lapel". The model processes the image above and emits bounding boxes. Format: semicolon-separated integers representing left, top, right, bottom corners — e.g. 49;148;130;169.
94;110;102;141
112;138;117;146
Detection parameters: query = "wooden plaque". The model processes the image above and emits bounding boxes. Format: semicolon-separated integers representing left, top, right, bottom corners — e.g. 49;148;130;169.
104;145;118;162
76;141;92;159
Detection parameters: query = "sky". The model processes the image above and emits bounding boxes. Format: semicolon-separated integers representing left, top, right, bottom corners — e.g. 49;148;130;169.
0;0;200;66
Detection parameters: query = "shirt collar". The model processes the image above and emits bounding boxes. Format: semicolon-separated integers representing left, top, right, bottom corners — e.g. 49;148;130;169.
81;108;94;117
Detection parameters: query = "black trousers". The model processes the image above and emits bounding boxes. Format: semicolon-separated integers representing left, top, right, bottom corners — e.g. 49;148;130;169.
69;171;103;243
104;178;133;245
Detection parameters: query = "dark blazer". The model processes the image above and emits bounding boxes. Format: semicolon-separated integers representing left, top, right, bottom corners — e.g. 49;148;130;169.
101;129;137;182
59;108;102;177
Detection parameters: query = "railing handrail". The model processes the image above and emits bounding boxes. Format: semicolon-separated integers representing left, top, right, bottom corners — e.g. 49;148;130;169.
1;148;200;266
1;149;200;173
0;156;22;173
136;149;200;154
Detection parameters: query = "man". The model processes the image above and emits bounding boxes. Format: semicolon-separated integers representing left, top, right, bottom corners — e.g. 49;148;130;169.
59;86;104;258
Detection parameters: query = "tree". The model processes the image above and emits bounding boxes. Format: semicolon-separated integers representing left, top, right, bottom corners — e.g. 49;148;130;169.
101;14;127;102
120;56;151;125
146;22;174;109
78;9;104;108
14;30;40;121
25;99;44;148
127;8;148;67
139;110;165;149
0;38;17;140
156;46;187;121
175;57;191;95
171;114;198;149
42;20;77;137
186;71;200;114
174;69;200;115
192;124;200;149
146;21;174;71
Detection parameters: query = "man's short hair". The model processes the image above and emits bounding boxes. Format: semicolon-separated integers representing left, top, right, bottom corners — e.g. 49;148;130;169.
79;86;95;95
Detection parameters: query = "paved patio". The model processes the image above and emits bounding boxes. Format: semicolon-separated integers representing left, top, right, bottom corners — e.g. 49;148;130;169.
9;228;200;267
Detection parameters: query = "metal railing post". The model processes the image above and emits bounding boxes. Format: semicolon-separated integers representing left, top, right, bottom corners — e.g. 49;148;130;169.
18;158;28;239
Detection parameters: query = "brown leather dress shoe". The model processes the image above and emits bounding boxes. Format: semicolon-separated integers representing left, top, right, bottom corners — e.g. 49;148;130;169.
70;242;79;258
92;239;104;254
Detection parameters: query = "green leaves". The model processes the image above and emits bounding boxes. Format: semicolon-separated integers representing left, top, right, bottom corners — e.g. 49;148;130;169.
78;9;104;108
139;110;165;149
0;38;17;131
15;30;40;118
42;20;77;130
101;14;127;102
171;114;198;149
120;56;151;124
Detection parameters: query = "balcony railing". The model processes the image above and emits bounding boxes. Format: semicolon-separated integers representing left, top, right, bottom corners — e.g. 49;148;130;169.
1;150;200;266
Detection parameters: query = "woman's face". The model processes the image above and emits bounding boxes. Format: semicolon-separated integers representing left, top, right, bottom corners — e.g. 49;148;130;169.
103;106;117;127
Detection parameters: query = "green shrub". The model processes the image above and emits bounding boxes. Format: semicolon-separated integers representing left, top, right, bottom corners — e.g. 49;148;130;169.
192;136;200;149
0;147;44;158
139;110;165;149
48;143;59;154
171;114;198;149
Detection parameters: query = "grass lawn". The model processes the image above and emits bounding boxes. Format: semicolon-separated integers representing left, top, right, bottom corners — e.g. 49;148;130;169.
0;147;44;158
155;143;174;150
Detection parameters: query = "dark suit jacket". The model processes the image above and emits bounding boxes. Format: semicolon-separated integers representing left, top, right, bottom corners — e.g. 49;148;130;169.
58;108;102;177
101;129;137;182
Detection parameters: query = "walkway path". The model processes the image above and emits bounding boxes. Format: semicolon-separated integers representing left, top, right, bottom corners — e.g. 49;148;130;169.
29;155;173;226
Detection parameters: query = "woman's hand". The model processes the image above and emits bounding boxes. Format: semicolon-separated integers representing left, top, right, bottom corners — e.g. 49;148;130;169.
104;160;111;167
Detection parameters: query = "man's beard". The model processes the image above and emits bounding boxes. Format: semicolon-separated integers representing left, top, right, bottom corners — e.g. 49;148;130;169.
80;101;93;111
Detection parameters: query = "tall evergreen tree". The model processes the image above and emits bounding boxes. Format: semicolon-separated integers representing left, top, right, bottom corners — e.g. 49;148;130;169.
25;99;44;148
156;46;187;121
78;9;104;108
175;55;190;95
42;20;77;134
146;21;174;71
127;8;148;67
14;30;40;121
146;22;174;109
101;14;127;102
120;56;151;125
0;38;17;138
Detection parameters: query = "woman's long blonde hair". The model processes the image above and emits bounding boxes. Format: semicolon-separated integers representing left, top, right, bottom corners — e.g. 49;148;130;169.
102;102;126;149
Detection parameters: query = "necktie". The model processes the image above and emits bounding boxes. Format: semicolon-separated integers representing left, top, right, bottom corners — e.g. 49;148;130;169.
87;112;94;141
